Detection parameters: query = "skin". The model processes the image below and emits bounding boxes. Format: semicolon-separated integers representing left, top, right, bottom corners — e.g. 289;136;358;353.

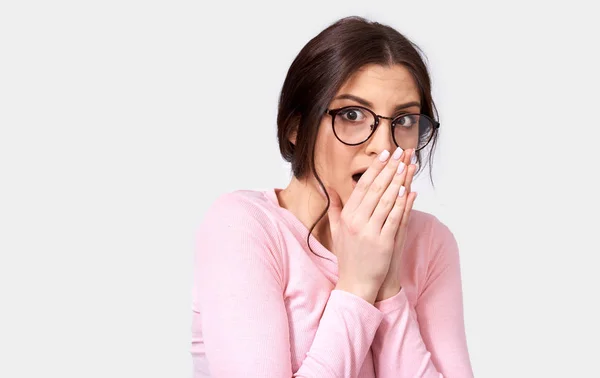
277;63;420;303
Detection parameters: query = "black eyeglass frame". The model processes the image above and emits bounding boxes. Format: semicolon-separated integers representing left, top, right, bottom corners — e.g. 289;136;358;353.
324;105;440;151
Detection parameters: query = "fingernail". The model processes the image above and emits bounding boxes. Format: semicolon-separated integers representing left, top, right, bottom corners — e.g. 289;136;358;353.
397;162;405;174
392;147;403;160
398;185;406;197
379;149;390;162
410;152;417;165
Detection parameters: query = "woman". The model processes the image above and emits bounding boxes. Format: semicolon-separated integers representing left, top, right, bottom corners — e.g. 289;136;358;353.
191;16;474;377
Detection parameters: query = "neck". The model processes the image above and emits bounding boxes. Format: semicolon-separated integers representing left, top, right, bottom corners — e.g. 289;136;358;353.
276;176;333;252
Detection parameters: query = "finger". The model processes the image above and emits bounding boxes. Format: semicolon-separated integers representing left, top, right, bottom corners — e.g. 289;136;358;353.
369;158;409;228
400;149;416;192
404;148;414;165
396;191;417;238
412;149;420;173
343;149;393;215
411;148;418;165
355;147;405;222
380;184;408;239
404;163;417;193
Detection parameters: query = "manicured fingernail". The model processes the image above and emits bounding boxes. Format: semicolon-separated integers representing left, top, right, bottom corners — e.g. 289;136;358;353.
379;149;390;162
397;162;405;174
392;147;403;160
411;151;417;164
398;185;406;197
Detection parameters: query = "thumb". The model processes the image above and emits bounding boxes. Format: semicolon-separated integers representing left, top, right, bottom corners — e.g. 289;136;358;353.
326;186;342;233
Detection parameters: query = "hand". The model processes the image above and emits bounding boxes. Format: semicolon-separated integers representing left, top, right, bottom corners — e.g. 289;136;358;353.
327;147;412;305
375;149;418;302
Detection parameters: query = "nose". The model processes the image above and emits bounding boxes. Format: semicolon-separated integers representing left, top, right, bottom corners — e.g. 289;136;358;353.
364;117;396;157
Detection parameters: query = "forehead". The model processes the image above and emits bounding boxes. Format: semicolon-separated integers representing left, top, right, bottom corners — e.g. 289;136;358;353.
336;64;419;105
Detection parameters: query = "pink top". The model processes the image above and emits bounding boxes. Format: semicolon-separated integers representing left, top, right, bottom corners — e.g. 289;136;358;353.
190;189;474;377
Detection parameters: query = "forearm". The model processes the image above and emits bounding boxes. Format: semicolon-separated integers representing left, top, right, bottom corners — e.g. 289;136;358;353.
372;290;442;378
295;290;383;377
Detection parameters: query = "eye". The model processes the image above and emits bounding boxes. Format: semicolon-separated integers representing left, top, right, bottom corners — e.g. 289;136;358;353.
339;108;367;122
394;114;417;128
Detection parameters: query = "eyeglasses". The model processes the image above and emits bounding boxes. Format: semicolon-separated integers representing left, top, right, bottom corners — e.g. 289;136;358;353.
324;105;440;151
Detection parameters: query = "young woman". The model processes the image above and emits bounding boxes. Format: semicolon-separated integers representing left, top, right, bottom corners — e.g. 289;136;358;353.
191;16;474;378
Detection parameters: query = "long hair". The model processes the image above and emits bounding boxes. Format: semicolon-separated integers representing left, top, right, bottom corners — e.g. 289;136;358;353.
276;16;439;253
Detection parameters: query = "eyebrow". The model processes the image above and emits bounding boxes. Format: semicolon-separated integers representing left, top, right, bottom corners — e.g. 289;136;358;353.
333;94;421;113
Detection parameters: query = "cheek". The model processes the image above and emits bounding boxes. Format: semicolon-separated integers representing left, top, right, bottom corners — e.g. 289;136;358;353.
314;126;355;195
315;126;344;173
326;144;352;177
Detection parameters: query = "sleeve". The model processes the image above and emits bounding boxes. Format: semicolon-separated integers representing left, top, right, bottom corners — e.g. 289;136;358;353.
371;217;474;378
191;193;385;378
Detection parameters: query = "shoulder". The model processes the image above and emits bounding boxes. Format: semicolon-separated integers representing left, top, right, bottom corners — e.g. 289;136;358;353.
407;209;460;264
203;189;273;220
197;189;282;246
192;190;287;304
409;209;455;241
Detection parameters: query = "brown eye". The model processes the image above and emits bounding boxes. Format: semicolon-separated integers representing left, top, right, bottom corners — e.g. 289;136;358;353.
394;114;417;128
340;108;367;122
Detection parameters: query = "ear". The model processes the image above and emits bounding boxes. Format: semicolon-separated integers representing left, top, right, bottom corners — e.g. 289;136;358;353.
288;115;301;146
288;129;297;146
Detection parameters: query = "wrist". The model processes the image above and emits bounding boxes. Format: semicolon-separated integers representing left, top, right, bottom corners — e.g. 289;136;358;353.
375;283;402;302
335;281;378;305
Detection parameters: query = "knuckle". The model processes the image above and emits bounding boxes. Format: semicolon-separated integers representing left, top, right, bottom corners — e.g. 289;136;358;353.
379;195;393;208
365;230;379;244
386;160;399;172
360;223;376;237
347;219;362;235
369;181;384;194
388;207;403;222
356;179;369;192
387;212;401;224
395;196;406;207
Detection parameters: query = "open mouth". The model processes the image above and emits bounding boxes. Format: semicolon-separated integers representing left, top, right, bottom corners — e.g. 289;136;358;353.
352;171;366;183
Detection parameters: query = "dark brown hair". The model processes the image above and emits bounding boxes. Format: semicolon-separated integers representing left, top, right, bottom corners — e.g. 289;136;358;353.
276;16;439;253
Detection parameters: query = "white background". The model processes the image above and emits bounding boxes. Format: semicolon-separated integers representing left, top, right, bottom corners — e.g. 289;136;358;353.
1;1;599;377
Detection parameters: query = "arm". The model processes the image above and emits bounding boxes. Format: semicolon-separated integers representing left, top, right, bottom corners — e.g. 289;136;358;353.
371;217;474;378
191;194;384;377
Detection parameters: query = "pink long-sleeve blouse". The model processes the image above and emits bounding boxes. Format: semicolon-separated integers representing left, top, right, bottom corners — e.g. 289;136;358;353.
191;189;473;377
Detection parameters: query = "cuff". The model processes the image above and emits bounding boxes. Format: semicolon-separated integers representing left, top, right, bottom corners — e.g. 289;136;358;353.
373;288;409;314
329;289;384;324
